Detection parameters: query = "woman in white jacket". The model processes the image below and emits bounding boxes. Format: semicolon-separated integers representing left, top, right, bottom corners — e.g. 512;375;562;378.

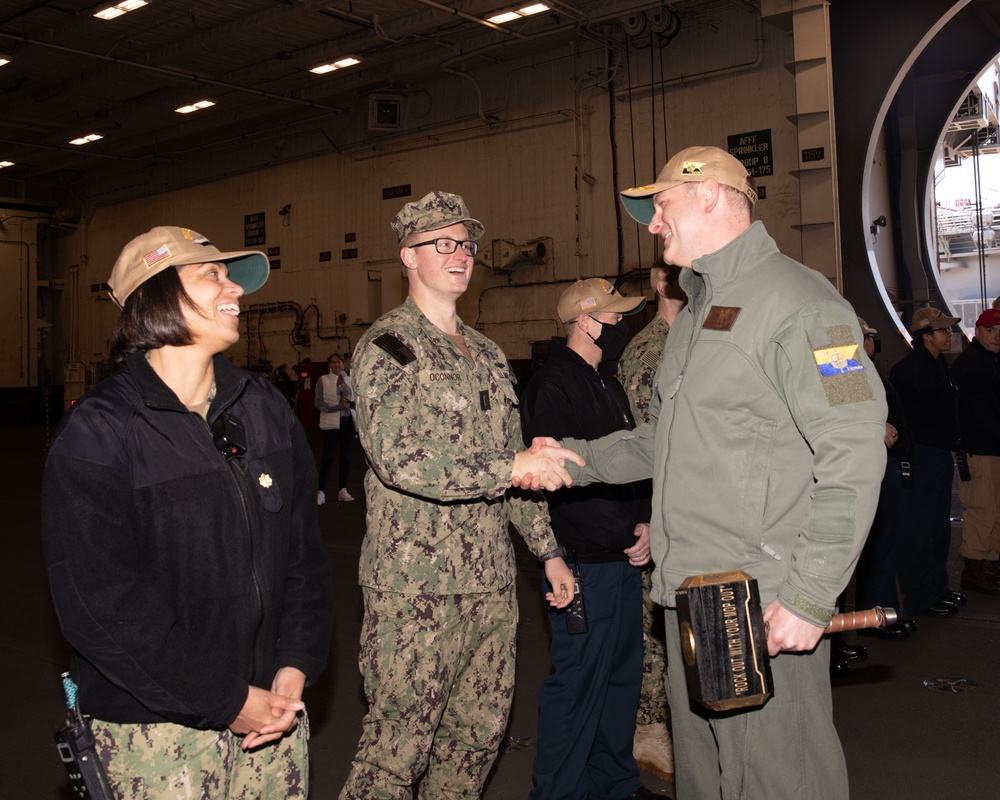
315;352;356;503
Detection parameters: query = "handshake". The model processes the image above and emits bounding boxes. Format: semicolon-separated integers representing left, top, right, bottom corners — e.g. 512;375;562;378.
512;437;585;492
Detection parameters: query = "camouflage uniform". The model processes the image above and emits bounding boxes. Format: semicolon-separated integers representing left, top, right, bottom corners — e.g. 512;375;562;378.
341;296;557;800
91;713;309;799
618;314;671;730
619;315;671;429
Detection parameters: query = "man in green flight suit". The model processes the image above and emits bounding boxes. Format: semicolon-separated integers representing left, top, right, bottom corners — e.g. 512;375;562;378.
550;147;887;800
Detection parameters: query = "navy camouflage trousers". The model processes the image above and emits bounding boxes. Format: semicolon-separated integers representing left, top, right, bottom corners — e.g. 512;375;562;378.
340;585;517;800
90;712;309;799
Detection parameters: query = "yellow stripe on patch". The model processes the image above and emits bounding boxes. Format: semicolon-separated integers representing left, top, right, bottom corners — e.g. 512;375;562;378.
813;344;863;376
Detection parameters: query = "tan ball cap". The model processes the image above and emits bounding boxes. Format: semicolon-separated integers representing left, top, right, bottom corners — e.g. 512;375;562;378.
909;307;959;333
557;278;645;323
108;226;269;308
620;145;757;225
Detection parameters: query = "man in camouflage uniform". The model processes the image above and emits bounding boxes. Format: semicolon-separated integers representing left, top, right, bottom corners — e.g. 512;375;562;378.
617;261;686;783
340;191;582;800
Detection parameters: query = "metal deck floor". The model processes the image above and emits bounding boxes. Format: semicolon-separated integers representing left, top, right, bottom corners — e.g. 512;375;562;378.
4;425;998;799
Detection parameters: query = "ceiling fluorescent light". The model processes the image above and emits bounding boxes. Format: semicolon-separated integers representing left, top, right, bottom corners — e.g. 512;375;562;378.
94;1;148;21
310;56;361;75
175;100;216;114
487;4;550;24
0;161;14;168
69;134;104;146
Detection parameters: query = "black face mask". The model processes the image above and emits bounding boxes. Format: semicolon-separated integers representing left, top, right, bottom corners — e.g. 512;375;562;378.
587;316;630;362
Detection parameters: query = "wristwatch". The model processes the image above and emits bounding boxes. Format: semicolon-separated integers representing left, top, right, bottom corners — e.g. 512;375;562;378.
538;545;567;562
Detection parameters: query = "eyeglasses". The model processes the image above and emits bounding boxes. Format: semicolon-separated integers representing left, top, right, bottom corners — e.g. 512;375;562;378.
408;238;478;257
864;332;876;340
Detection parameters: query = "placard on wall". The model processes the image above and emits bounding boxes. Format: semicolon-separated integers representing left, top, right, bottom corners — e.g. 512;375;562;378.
244;213;266;247
727;130;773;178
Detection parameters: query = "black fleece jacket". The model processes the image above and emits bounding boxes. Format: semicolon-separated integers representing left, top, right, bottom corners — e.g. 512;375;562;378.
952;338;1000;456
890;345;960;452
42;352;333;729
520;338;651;562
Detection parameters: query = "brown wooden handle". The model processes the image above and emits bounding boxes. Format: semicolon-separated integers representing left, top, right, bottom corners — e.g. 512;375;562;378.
824;606;898;633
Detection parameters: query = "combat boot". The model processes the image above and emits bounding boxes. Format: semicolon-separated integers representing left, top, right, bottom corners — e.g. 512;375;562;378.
633;722;674;782
960;558;1000;595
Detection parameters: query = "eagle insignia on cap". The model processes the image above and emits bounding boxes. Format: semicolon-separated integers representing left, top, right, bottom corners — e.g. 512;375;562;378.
681;161;706;175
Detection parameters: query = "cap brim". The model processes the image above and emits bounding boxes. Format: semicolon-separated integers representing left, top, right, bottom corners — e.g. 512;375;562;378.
606;296;646;316
418;217;485;242
216;251;270;295
620;182;682;225
463;219;485;241
912;316;960;332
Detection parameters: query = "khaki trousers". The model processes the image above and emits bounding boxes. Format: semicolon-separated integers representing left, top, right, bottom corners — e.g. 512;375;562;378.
959;454;1000;560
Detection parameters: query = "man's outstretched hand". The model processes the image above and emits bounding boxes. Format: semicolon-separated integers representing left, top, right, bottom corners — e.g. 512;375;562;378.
512;437;585;491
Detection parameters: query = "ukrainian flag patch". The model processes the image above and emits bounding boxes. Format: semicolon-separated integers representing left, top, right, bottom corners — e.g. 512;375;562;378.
813;344;866;376
809;324;876;406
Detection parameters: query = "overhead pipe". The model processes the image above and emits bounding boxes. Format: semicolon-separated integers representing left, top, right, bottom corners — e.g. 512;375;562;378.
0;31;345;113
430;0;660;126
614;7;764;99
441;64;500;126
8;0;338;109
412;0;530;40
574;53;624;278
432;0;665;75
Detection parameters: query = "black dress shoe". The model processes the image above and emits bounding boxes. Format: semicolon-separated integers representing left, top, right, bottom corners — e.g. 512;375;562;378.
923;599;960;616
900;618;917;634
943;590;968;606
858;622;910;639
830;658;851;678
832;641;869;663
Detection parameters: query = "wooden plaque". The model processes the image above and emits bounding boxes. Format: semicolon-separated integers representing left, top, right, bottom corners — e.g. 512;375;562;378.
676;570;773;712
